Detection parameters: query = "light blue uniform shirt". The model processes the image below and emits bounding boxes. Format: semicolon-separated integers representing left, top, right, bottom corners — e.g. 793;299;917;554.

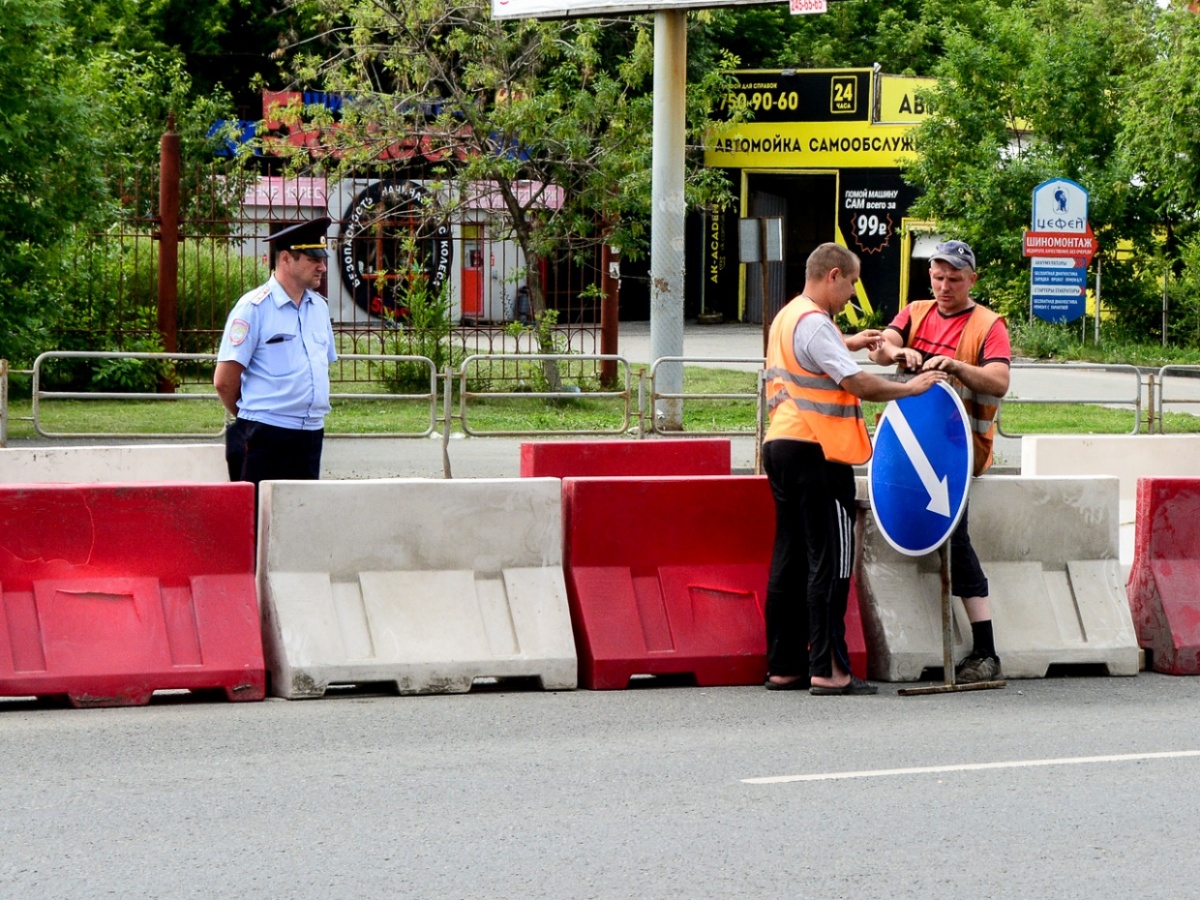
217;276;337;430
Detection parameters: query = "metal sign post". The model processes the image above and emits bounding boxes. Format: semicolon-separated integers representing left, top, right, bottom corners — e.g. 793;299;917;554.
739;216;783;354
868;382;1005;696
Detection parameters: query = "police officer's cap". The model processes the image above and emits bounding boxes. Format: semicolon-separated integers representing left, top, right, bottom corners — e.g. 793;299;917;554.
268;217;331;259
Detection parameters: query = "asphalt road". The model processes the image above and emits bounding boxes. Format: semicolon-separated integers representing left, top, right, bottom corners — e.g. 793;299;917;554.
6;321;1200;898
2;674;1198;898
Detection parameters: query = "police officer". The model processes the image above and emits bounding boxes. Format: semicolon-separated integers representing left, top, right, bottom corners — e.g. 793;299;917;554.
215;216;338;488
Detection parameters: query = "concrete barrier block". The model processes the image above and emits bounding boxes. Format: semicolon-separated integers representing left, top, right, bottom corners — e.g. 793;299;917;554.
858;476;1139;681
1021;435;1200;567
0;444;228;483
259;478;576;698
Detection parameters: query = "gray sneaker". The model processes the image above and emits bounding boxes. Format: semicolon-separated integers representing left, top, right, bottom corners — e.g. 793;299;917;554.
955;654;1002;684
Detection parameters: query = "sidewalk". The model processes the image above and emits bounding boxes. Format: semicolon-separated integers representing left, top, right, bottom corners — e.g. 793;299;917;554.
615;320;764;369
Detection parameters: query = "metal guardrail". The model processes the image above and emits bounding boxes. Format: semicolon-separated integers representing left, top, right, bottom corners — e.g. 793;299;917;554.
995;362;1146;437
6;351;1200;447
646;355;765;437
26;350;438;440
327;354;439;439
456;353;632;437
1154;364;1200;433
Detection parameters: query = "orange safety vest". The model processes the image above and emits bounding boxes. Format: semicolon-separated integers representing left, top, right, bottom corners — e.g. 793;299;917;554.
906;300;1005;476
764;296;871;465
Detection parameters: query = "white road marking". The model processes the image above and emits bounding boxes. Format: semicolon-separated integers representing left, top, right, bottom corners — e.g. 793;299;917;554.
743;750;1200;784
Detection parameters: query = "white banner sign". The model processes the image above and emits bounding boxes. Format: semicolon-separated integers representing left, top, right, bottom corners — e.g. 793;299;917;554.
790;0;828;14
492;0;776;19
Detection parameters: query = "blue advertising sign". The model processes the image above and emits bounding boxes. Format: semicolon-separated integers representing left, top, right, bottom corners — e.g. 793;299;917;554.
868;382;973;557
1032;265;1088;288
1030;178;1090;324
1031;258;1088;323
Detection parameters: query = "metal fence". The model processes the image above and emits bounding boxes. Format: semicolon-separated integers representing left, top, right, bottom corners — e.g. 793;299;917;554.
58;158;607;389
25;351;441;440
996;362;1146;437
5;354;1200;448
1153;365;1200;432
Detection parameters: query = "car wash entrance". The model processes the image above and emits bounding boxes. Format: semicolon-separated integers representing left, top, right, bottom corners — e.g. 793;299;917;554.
743;172;836;326
701;68;935;326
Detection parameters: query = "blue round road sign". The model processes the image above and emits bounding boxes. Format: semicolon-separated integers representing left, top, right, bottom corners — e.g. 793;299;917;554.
868;381;973;557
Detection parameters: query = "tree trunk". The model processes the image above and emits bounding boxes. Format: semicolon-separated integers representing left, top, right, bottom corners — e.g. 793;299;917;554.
519;250;563;392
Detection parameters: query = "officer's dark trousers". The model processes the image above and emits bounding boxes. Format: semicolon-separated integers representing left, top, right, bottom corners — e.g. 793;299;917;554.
763;438;856;680
228;420;324;487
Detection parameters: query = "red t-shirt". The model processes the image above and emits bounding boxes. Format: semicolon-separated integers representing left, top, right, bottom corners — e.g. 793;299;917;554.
887;303;1011;367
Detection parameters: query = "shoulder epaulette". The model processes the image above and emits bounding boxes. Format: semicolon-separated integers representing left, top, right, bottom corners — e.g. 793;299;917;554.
249;286;272;306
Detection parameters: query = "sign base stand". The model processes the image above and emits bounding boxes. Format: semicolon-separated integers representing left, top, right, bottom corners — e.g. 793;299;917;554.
899;545;1006;697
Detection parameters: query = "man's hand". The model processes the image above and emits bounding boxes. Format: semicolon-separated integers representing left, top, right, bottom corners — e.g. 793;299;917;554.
845;328;884;352
892;347;924;371
903;369;948;395
920;355;961;377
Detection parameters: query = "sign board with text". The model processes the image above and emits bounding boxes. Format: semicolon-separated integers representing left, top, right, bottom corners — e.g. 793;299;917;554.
1029;178;1090;324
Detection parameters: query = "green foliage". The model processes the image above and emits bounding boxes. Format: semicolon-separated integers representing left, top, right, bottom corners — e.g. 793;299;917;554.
39;233;270;389
1008;318;1081;360
1119;6;1200;235
901;0;1200;346
379;249;459;391
692;1;943;75
287;0;735;283
0;0;110;365
837;308;885;333
1169;233;1200;349
0;0;251;368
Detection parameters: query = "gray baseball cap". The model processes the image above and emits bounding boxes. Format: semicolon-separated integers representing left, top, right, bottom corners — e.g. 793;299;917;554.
930;240;976;270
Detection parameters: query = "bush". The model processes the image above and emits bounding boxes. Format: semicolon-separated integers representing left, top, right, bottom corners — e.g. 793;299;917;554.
1009;318;1081;360
378;260;459;391
38;232;269;390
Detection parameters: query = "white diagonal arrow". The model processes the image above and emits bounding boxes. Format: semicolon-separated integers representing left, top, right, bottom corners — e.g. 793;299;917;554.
887;405;951;516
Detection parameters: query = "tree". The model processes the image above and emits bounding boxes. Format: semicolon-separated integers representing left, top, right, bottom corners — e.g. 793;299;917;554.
63;0;323;116
0;0;109;366
904;0;1163;338
692;0;940;75
1119;3;1200;343
277;0;736;383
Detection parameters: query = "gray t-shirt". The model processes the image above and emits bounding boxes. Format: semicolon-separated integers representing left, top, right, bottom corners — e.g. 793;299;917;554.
792;308;861;384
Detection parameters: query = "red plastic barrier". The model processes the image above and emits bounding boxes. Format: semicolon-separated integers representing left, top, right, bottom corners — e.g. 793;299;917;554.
0;483;264;706
562;476;867;689
1127;477;1200;675
520;438;731;479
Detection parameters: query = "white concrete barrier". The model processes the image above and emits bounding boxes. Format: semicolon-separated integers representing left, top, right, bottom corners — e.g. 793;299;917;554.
258;477;577;698
0;444;228;483
857;475;1139;681
1021;435;1200;567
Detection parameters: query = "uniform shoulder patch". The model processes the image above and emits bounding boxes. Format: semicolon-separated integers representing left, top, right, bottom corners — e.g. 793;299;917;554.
248;286;271;306
228;318;251;346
